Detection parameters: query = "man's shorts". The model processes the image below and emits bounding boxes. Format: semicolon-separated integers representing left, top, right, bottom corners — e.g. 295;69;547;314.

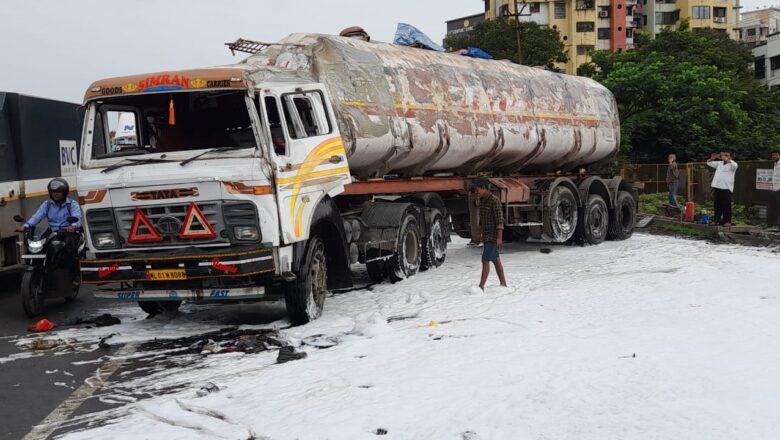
482;241;500;263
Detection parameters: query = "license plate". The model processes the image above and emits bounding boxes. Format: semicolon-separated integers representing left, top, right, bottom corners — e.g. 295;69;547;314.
146;269;187;281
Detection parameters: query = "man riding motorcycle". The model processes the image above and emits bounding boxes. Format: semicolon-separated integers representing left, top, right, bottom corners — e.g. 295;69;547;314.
17;178;82;272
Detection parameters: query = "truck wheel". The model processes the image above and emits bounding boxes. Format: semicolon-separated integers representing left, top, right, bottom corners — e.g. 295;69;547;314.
389;212;421;283
421;213;447;270
543;185;578;243
575;194;609;245
607;191;636;241
366;249;386;284
285;235;328;325
21;271;45;318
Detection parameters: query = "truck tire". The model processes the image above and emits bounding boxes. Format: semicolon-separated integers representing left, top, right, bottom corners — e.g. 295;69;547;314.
285;235;328;325
388;212;422;283
575;194;609;245
421;212;447;270
21;271;45;318
543;185;578;243
607;191;636;241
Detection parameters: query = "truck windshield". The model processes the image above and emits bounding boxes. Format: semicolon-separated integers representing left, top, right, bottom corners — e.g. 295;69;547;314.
90;90;255;159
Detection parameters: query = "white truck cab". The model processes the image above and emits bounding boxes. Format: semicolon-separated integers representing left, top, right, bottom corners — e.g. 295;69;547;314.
79;68;352;322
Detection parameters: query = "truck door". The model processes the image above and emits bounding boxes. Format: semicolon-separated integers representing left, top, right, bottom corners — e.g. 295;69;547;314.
261;86;351;244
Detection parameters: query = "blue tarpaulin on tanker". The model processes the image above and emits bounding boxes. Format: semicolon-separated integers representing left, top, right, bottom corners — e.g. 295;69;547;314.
393;23;445;52
463;47;493;59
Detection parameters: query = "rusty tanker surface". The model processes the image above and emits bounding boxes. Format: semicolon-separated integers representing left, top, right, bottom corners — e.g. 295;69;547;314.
243;34;620;180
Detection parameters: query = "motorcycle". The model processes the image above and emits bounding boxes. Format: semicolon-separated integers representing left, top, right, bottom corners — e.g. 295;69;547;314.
13;215;85;317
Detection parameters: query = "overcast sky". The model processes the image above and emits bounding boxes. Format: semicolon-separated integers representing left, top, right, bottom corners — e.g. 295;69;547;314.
0;0;773;103
0;0;480;103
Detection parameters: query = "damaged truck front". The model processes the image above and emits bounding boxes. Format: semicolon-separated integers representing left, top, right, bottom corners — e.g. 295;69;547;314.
78;68;308;317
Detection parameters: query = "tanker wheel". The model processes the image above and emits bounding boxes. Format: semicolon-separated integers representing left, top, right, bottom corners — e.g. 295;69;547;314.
285;235;328;325
421;212;447;271
389;212;422;283
574;194;609;245
365;248;386;284
607;191;636;241
543;185;578;243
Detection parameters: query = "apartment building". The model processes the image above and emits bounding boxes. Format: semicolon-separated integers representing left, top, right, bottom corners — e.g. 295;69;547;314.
740;7;780;46
485;0;634;73
752;31;780;86
639;0;741;39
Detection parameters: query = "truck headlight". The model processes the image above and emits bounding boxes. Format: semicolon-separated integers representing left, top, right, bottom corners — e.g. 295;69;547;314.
233;226;260;241
94;233;117;249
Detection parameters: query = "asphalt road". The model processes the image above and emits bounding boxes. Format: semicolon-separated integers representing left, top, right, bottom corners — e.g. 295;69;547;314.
0;271;288;439
0;272;129;440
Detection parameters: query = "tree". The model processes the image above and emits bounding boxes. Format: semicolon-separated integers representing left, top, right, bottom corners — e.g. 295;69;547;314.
444;17;567;68
579;24;780;162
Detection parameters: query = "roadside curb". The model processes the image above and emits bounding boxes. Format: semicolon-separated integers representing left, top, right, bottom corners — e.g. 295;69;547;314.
638;215;780;248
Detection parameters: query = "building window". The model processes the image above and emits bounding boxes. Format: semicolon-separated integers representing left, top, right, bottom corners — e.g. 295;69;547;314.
577;22;595;32
755;57;766;79
626;28;634;38
771;55;780;71
656;10;680;25
577;45;595;55
598;28;611;39
529;2;541;13
692;6;710;19
576;0;595;10
554;2;566;18
747;28;757;36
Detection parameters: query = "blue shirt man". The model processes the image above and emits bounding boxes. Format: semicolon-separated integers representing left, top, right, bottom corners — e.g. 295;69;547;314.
23;198;82;231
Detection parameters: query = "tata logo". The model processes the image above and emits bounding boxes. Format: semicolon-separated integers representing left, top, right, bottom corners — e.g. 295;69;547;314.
156;216;183;236
209;290;230;298
168;290;179;299
117;291;141;300
131;188;199;201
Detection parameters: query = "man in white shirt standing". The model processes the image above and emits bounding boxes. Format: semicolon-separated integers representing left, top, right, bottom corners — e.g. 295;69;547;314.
769;149;780;232
707;151;738;227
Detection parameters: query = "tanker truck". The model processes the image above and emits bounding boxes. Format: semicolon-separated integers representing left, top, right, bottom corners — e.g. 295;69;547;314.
77;33;636;324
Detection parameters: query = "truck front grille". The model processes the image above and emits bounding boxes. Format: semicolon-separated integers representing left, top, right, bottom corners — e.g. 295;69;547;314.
115;202;227;247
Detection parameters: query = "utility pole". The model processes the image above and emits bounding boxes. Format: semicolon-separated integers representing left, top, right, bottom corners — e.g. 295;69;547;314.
511;0;527;64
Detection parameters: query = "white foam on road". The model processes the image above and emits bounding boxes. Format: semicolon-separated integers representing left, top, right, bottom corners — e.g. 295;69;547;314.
20;234;780;439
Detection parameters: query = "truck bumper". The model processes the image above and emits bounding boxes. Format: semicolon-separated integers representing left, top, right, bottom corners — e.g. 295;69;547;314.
94;286;265;301
80;246;275;284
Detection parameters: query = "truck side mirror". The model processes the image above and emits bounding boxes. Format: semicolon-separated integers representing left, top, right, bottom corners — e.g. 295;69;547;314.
13;215;24;223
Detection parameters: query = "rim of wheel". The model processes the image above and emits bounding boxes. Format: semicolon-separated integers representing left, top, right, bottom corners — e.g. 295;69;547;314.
590;204;606;236
310;243;327;309
32;274;44;307
621;204;633;228
403;227;419;267
430;221;446;261
555;199;576;236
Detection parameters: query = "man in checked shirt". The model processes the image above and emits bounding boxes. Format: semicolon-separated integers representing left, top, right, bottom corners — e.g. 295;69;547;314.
472;178;508;291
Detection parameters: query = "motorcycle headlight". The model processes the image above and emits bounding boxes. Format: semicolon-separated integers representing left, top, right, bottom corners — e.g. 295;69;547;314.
28;240;45;254
94;233;118;249
233;226;260;241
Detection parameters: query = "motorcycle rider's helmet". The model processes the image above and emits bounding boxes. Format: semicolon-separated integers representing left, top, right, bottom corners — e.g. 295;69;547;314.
47;178;69;199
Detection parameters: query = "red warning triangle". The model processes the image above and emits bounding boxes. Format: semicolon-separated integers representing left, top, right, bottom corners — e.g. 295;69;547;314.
179;203;217;239
128;208;163;243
